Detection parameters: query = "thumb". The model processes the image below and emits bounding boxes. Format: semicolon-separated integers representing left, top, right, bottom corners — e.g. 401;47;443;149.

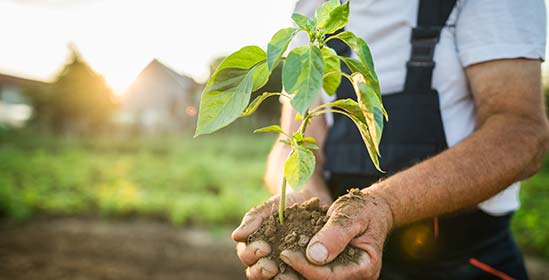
232;199;276;242
306;192;368;265
307;210;363;265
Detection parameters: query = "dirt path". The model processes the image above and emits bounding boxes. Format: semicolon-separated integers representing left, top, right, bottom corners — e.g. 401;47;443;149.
0;218;245;280
0;218;547;280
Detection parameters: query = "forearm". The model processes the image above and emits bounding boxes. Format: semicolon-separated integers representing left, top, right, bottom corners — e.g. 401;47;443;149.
264;139;291;194
265;139;332;204
264;97;332;203
370;114;548;227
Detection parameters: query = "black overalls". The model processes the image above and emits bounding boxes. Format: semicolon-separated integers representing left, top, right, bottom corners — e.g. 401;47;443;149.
323;0;528;279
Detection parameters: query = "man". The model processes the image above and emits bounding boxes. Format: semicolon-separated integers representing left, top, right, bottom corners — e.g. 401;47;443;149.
233;0;548;279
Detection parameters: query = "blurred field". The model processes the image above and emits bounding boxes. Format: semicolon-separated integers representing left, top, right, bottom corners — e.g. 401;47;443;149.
0;127;548;263
512;155;549;260
0;128;271;226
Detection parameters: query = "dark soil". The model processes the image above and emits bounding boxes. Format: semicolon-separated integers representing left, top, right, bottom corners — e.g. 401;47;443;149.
0;217;245;280
0;217;547;280
248;195;363;277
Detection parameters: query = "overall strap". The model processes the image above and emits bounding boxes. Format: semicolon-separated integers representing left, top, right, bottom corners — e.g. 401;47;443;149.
404;0;456;92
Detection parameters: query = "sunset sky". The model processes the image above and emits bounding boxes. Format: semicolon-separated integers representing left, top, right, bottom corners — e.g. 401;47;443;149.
1;0;548;96
0;0;296;95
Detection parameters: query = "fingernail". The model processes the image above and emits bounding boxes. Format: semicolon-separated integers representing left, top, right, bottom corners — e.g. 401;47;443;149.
235;217;250;232
260;267;271;276
308;242;328;263
255;248;268;256
279;251;290;263
231;226;243;238
236;224;245;232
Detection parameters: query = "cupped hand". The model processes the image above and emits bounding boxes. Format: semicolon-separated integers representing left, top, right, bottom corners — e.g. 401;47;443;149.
232;191;314;280
279;189;394;280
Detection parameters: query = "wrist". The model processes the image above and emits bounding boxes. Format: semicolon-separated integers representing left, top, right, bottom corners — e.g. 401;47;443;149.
362;185;395;232
303;177;333;205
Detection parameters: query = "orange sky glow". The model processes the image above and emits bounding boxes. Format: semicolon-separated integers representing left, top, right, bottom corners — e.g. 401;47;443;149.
0;0;548;97
0;0;295;96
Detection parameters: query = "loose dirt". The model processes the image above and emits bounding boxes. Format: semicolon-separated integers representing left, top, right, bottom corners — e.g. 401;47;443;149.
248;194;363;278
0;216;547;280
0;217;245;280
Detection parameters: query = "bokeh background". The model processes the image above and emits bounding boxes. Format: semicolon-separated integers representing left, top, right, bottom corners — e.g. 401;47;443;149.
0;0;548;279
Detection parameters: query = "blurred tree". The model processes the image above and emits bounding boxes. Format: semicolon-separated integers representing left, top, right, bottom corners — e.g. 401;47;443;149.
27;46;116;134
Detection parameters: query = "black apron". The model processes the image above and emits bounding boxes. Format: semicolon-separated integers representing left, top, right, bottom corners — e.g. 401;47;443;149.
323;0;528;279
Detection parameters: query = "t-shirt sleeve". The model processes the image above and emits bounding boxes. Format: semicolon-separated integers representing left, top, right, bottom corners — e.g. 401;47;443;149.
455;0;546;67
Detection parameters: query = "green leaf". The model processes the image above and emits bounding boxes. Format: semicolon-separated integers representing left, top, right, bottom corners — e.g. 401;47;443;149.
292;131;304;143
320;1;349;35
282;45;325;115
267;28;298;72
195;46;266;136
284;145;316;189
339;56;367;77
292;13;315;34
305;143;320;150
209;45;266;72
254;125;285;135
323;98;382;171
351;73;384;151
280;139;291;145
347;113;382;172
252;61;270;91
292;13;309;29
241;92;281;117
321;46;341;95
331;32;378;85
196;68;255;136
328;98;367;123
339;56;387;119
314;0;340;30
304;136;316;144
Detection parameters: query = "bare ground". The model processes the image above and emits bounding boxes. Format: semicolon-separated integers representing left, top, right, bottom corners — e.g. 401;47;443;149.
0;218;245;280
0;217;547;280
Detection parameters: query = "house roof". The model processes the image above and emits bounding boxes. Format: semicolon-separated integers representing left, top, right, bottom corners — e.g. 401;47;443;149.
150;59;199;89
0;73;50;88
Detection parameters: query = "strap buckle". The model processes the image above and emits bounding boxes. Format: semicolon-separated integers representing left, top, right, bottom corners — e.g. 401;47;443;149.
408;26;442;67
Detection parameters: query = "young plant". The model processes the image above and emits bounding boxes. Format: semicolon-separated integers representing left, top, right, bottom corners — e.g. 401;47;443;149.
195;0;387;224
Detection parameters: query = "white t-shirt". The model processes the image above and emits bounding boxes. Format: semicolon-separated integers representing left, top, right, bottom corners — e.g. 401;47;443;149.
292;0;547;216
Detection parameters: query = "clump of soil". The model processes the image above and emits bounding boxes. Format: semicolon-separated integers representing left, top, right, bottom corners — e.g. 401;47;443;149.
248;189;364;277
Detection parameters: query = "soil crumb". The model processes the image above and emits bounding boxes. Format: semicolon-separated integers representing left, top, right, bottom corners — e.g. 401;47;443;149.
248;192;363;277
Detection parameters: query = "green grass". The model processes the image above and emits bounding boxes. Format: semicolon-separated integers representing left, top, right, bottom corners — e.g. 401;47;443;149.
511;156;549;259
0;128;548;259
0;129;273;225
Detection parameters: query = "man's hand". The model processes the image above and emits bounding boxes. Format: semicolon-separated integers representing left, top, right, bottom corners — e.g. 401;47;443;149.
232;191;326;280
279;189;393;280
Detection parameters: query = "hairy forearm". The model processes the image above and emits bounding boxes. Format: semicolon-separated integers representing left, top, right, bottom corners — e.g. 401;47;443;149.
370;114;548;227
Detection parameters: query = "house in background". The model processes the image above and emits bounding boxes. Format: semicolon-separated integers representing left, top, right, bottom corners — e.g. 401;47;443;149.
120;59;202;133
0;73;49;127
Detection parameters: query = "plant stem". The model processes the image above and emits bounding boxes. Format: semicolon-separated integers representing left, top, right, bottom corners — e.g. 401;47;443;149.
279;176;287;225
278;110;312;225
298;111;311;135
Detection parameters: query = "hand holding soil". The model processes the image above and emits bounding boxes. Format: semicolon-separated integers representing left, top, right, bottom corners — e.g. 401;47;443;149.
232;190;315;279
233;188;394;279
282;189;393;280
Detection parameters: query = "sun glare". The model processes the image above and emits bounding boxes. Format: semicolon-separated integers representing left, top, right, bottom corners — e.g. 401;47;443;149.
0;0;296;97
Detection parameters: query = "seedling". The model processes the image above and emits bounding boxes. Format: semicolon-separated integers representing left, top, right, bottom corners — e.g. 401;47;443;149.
195;0;386;224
